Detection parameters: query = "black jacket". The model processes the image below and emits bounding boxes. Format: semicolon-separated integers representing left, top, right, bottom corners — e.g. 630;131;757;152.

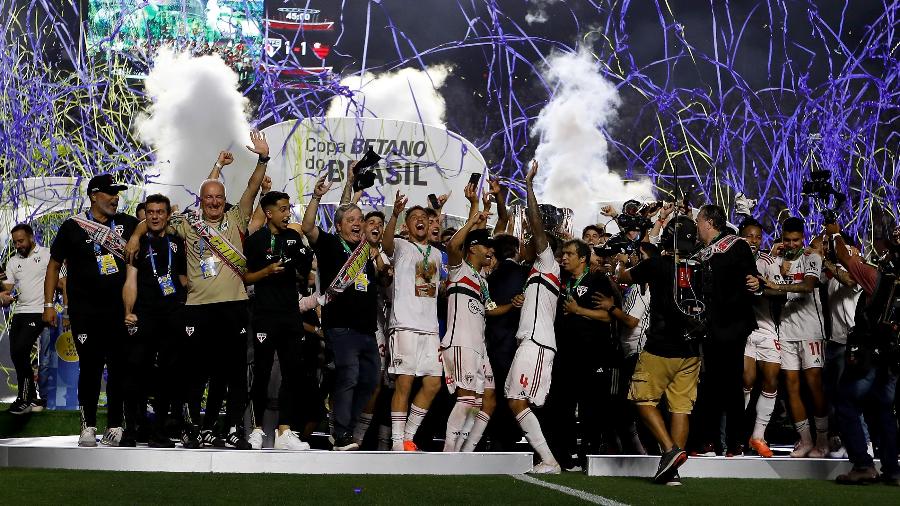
701;236;760;342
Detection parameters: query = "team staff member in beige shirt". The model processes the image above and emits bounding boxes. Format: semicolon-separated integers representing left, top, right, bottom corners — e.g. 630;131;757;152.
127;130;269;449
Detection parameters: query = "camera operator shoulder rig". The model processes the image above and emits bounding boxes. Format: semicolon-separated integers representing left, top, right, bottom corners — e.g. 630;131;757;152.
851;272;900;371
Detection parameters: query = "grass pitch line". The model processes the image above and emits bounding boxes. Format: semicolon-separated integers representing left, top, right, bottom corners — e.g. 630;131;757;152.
511;474;629;505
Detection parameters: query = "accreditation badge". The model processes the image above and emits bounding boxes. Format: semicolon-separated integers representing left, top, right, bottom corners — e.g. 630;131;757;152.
354;272;369;291
158;274;176;296
200;257;219;279
96;254;119;275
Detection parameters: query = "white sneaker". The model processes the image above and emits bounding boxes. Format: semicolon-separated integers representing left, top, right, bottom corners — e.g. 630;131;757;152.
828;446;849;459
100;427;124;447
79;427;97;447
391;442;404;452
274;430;311;451
809;433;829;458
530;461;562;474
248;428;265;450
790;440;813;458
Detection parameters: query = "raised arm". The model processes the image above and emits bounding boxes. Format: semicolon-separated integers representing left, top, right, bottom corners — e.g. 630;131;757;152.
489;177;509;236
248;175;272;235
382;190;407;257
207;151;234;181
340;161;358;205
301;175;332;245
448;211;486;267
525;160;548;253
238;130;270;217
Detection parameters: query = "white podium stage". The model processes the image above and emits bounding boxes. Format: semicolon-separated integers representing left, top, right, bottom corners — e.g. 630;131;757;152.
588;454;867;480
0;436;533;475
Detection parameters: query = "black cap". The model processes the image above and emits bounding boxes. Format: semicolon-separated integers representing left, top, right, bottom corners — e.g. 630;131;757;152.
87;174;128;195
465;228;495;250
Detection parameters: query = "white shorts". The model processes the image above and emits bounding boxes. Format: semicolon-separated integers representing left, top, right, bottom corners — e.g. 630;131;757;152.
504;339;555;407
483;351;495;391
442;346;487;395
388;329;442;377
780;339;824;371
744;329;781;364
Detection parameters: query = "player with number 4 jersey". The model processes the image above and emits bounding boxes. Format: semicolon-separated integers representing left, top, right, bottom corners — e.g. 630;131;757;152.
504;160;562;474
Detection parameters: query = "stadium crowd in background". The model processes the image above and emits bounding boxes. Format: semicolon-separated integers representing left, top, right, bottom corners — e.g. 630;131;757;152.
2;132;900;487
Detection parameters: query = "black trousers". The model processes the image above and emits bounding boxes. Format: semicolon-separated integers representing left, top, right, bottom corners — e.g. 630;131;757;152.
123;307;184;434
70;313;126;428
8;313;44;401
547;354;615;467
183;301;249;432
251;313;321;428
698;337;748;451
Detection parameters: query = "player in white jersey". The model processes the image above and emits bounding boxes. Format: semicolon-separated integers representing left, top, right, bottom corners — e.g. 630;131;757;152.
441;188;511;452
381;193;445;452
762;217;829;457
739;219;782;457
504;161;562;474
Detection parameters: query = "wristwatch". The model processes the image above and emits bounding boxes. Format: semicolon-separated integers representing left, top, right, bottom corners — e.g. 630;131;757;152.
258;155;271;164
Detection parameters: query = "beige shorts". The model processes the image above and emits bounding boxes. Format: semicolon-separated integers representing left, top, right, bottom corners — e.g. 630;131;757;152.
628;351;701;414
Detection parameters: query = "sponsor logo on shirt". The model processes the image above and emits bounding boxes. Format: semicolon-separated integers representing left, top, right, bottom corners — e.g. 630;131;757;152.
185;327;195;336
257;333;267;343
77;334;87;344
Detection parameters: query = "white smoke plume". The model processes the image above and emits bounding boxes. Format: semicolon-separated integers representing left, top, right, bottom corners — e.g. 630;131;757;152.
136;49;253;209
525;0;558;25
327;65;450;128
532;50;654;231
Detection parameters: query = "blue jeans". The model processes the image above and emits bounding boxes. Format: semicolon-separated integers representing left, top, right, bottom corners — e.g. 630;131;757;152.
325;328;380;440
825;342;870;442
835;364;899;475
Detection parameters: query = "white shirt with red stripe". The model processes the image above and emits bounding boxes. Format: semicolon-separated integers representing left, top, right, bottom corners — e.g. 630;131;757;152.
516;245;561;350
441;260;487;351
775;252;825;341
754;251;779;337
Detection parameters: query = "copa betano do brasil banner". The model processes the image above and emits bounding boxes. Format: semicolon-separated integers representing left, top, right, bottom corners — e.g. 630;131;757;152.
260;117;489;218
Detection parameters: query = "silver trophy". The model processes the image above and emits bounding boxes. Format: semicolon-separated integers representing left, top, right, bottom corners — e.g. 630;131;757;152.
510;203;574;243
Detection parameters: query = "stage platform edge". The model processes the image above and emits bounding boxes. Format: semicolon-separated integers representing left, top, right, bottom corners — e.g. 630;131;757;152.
0;436;533;475
587;454;881;480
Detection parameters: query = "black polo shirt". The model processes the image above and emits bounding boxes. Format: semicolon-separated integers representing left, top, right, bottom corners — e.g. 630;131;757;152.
312;227;377;334
246;227;309;317
50;212;138;318
133;233;187;313
555;270;621;367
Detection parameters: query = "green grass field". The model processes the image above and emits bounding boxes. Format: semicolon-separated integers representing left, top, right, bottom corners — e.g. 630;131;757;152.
3;405;898;504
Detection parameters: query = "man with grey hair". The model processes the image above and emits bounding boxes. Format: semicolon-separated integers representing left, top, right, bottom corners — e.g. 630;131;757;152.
126;130;269;449
302;174;381;451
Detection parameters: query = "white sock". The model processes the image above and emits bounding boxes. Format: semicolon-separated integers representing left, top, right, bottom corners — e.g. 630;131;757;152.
751;391;777;440
377;425;391;451
461;411;490;452
516;408;557;465
795;420;812;446
390;411;407;450
454;398;481;452
444;396;475;452
404;404;428;442
814;416;829;445
353;413;373;444
743;387;752;410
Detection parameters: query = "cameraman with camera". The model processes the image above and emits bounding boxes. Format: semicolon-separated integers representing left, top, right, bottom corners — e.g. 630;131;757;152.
616;215;702;485
826;221;900;485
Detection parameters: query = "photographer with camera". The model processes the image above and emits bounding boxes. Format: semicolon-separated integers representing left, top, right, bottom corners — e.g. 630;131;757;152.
615;215;702;485
826;221;900;485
